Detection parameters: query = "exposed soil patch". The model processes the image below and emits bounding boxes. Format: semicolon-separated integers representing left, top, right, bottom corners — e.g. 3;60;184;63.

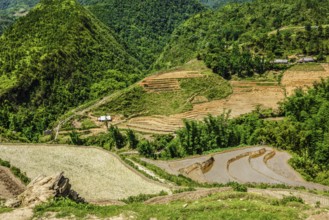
0;166;25;199
282;63;329;96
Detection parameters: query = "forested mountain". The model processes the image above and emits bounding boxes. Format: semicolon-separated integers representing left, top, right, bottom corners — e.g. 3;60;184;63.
1;0;205;68
85;0;205;68
155;0;329;78
0;0;143;141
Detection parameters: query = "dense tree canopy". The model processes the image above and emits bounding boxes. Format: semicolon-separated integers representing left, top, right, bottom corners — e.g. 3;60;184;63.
0;0;143;140
155;0;329;78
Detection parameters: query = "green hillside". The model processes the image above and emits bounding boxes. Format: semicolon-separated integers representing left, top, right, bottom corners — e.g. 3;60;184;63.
155;0;329;78
85;0;205;68
1;0;206;68
0;0;143;141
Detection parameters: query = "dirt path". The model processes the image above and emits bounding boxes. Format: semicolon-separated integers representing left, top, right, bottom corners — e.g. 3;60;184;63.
126;159;169;185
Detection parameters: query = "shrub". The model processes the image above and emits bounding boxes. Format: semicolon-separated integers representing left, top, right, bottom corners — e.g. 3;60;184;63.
281;196;304;205
229;182;248;192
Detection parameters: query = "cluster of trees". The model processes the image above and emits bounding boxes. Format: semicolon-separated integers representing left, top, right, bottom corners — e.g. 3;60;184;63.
71;125;140;150
202;44;270;79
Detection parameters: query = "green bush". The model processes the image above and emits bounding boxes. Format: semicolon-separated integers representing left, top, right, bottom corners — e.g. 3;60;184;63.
229;182;248;192
121;191;168;204
281;196;304;205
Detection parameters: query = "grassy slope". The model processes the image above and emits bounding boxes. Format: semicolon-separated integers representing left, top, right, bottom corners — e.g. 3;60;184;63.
94;60;232;117
34;192;312;219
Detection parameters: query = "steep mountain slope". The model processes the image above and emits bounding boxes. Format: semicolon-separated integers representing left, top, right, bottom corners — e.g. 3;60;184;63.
1;0;206;68
0;0;143;140
85;0;205;68
155;0;329;77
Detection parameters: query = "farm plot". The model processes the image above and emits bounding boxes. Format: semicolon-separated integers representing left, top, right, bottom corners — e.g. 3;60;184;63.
117;80;285;134
0;144;170;202
143;146;329;190
282;63;329;96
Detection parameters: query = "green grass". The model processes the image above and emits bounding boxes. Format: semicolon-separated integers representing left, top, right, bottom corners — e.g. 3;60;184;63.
0;75;17;95
289;63;325;72
180;74;232;101
0;206;12;214
34;192;310;220
81;118;98;130
95;73;231;117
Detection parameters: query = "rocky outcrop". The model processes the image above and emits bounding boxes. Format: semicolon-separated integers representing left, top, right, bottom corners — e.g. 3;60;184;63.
5;172;84;208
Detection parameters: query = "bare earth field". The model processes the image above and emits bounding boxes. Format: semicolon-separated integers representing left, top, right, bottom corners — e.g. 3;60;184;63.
143;146;329;191
282;63;329;96
0;144;170;202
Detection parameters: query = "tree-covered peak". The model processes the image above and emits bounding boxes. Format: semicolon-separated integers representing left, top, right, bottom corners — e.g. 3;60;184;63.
0;0;143;140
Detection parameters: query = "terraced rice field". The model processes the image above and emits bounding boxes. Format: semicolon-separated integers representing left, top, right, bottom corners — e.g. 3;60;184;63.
117;80;285;134
139;71;203;93
143;147;329;191
60;64;329;135
282;63;329;96
0;144;170;202
117;64;329;134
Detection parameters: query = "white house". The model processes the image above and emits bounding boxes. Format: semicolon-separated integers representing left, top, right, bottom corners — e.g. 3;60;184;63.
98;116;112;122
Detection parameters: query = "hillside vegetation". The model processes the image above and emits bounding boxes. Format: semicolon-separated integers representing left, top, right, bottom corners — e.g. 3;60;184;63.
95;61;232;117
33;192;315;220
0;0;143;141
85;0;205;68
155;0;329;78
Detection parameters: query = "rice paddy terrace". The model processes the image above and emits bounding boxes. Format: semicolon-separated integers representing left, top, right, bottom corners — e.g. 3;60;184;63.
143;146;329;191
0;144;170;202
56;62;329;137
116;63;329;134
